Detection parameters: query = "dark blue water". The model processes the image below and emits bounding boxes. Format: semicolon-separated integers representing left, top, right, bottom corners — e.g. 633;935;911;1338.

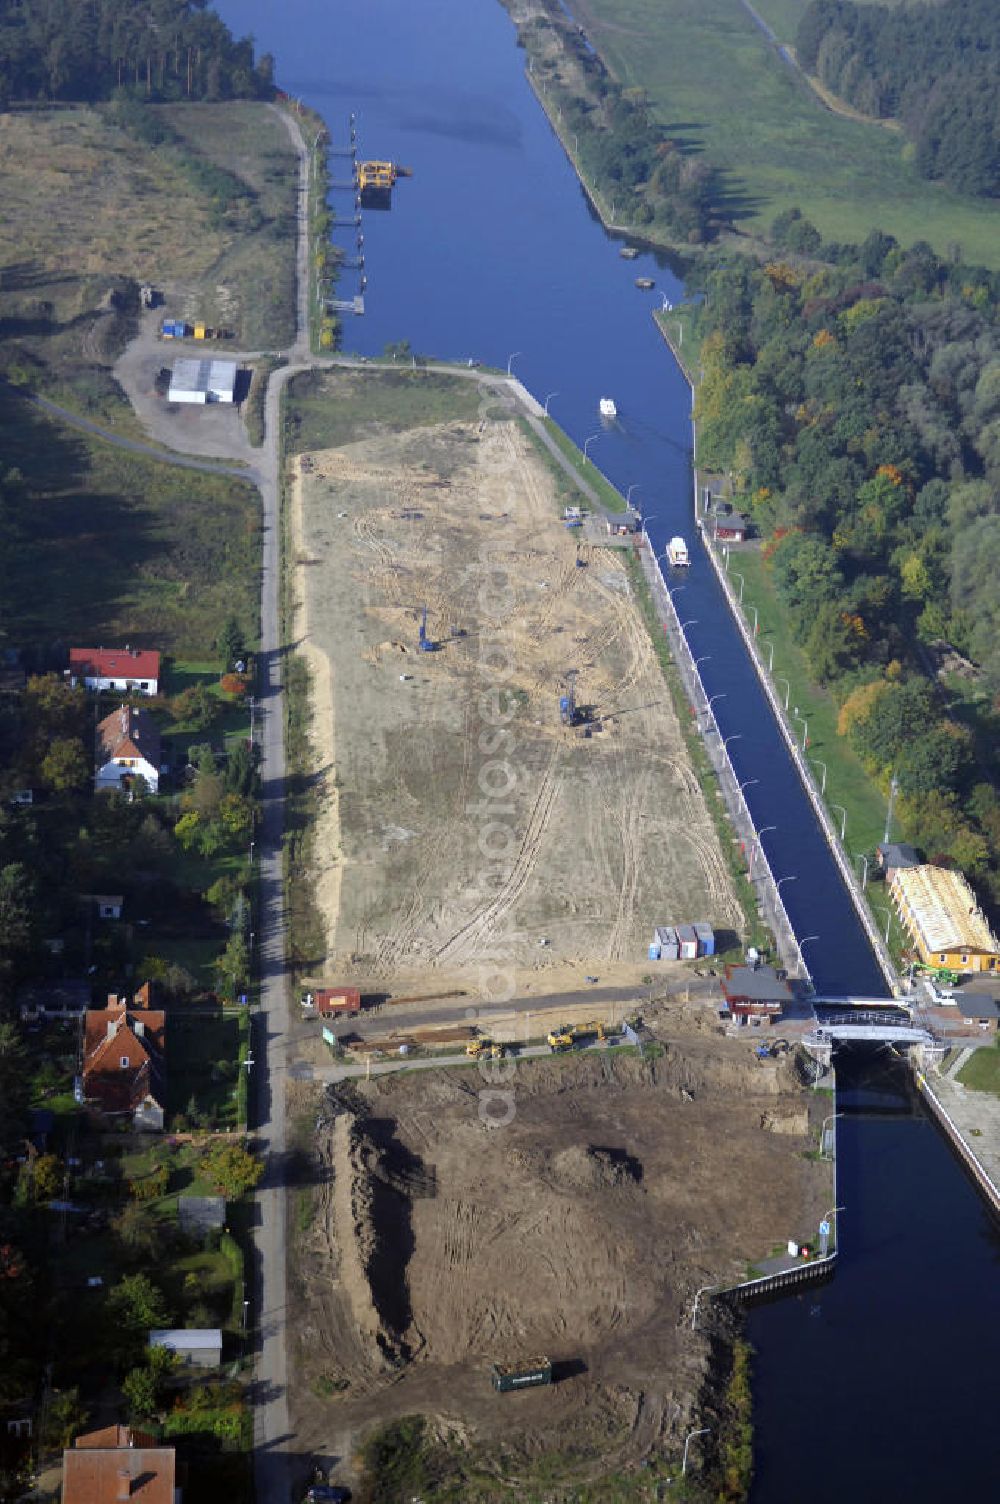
217;2;1000;1496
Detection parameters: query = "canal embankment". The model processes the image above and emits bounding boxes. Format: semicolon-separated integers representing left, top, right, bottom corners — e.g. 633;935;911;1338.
914;1065;1000;1218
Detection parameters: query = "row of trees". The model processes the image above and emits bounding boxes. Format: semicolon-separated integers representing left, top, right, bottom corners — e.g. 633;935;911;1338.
797;0;1000;196
514;3;720;243
691;219;1000;906
0;0;274;105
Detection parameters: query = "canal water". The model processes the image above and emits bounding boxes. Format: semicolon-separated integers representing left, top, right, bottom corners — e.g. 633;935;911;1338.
218;2;1000;1496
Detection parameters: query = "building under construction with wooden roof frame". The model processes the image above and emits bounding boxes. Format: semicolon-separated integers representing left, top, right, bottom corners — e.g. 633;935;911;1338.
888;863;1000;975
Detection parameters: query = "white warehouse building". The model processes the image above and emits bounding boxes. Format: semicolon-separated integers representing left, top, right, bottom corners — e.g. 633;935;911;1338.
168;357;238;405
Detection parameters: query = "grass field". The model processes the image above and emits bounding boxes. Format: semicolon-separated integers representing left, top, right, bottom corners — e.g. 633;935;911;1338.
0;100;297;418
576;0;1000;266
956;1042;1000;1096
283;366;484;452
0;387;260;657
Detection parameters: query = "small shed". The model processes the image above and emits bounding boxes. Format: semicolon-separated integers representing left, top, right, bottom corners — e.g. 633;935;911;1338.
178;1196;226;1238
314;986;362;1016
88;894;123;921
168;358;237;405
877;842;919;877
714;510;751;543
652;926;679;961
693;922;715;957
721;963;792;1023
149;1329;222;1368
676;923;699;960
954;993;999;1034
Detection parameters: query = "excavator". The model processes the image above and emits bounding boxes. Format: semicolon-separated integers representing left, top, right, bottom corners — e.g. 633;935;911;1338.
546;1026;574;1053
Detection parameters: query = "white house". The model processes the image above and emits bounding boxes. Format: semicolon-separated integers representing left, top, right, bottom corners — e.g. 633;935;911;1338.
168;357;237;404
95;705;162;794
149;1329;223;1368
69;647;160;696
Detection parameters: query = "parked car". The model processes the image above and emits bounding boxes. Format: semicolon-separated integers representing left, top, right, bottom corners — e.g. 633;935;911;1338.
305;1488;351;1503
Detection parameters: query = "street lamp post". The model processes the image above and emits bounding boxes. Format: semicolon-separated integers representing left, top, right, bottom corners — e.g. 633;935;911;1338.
690;1286;717;1331
820;1113;842;1158
748;602;758;635
693;655;712;674
723;732;742;758
738;777;758;810
583;432;601;462
506;350;521;377
762;637;775;672
853;852;869;889
731;570;745;604
831;803;847;841
749;824;776;880
667;584;686;605
543;390;558;416
792;710;808;750
776;676;791;711
627;484;642;506
811;758;827;796
682;1429;710;1476
776;874;797;895
704;693;726;725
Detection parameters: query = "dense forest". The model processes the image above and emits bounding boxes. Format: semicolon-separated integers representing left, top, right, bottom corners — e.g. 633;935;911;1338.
797;0;1000;196
0;0;274;104
693;218;1000;908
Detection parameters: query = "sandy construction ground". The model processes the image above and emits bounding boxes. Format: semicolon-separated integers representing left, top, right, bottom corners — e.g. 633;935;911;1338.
289;1042;828;1492
290;403;741;1004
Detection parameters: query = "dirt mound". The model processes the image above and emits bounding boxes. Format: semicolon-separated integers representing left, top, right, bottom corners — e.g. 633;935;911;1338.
551;1143;642;1190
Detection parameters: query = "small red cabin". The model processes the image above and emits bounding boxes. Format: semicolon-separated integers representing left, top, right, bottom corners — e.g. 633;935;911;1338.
315;987;362;1016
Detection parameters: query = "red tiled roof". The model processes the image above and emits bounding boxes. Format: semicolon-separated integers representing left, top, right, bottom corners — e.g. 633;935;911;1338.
96;706;162;767
75;1427;157;1451
70;648;160;682
63;1436;175;1504
83;1000;165;1116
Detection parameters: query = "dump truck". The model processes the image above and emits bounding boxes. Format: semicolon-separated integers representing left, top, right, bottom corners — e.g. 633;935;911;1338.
491;1357;553;1393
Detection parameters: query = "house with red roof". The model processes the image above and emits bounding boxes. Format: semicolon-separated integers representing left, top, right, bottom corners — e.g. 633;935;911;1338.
69;648;160;696
82;984;166;1131
63;1425;178;1504
95;705;163;794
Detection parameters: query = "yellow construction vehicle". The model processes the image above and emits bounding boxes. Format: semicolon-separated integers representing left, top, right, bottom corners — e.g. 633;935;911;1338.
572;1020;607;1043
547;1026;574;1053
467;1038;506;1059
357;160;413;206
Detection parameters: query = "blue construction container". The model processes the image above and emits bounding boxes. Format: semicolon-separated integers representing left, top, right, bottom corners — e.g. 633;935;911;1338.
693;922;715;957
648;941;661;962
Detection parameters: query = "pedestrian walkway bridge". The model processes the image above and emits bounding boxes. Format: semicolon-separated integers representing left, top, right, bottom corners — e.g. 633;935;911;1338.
804;1011;936;1058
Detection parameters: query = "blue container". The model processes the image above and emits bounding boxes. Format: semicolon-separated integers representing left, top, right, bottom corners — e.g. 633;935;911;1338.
648;942;661;961
694;922;715;957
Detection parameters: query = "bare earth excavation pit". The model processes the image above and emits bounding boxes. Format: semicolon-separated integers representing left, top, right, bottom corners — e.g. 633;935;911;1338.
289;1042;830;1492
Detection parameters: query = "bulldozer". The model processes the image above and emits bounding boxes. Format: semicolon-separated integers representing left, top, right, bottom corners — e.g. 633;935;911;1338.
547;1026;574;1053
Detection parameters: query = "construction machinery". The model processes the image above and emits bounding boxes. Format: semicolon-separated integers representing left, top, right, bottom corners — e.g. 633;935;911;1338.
418;603;435;652
559;668;578;726
357;159;412;206
547;1026;574;1053
466;1038;506;1060
572;1019;607;1044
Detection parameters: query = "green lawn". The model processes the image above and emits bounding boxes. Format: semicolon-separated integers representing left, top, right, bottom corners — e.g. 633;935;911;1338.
578;0;1000;266
956;1042;1000;1095
541;416;626;512
168;1009;248;1129
283;367;484;452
